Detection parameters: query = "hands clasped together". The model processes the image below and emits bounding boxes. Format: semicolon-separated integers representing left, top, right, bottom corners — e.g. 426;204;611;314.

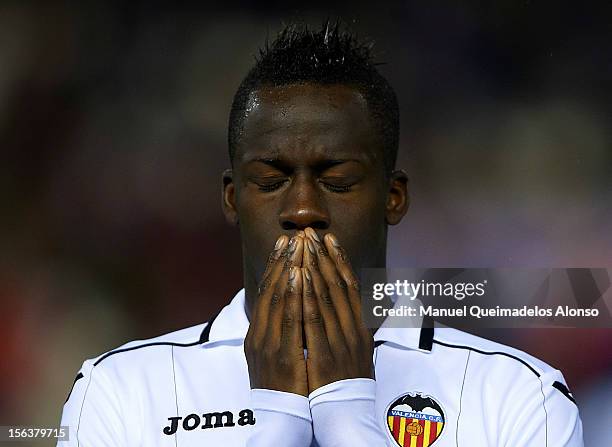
244;228;375;396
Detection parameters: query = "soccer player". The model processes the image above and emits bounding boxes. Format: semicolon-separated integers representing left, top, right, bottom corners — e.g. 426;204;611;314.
59;22;583;446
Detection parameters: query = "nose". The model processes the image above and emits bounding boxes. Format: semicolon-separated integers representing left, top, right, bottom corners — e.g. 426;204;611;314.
279;175;330;231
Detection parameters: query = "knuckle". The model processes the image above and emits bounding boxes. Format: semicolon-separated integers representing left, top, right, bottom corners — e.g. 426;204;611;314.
304;285;315;299
270;292;282;306
286;282;300;298
281;243;292;256
320;293;333;307
283;258;293;270
349;278;361;292
281;314;295;328
258;277;272;294
265;253;275;269
308;255;318;267
336;248;350;264
275;251;289;266
278;249;289;262
306;311;323;325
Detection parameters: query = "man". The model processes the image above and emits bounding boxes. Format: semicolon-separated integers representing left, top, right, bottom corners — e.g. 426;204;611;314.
59;22;583;446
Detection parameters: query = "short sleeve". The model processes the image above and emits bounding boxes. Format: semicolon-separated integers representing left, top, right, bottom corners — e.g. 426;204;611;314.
502;369;583;447
58;360;127;447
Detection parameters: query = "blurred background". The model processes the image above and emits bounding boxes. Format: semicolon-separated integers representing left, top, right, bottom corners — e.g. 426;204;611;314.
1;1;611;445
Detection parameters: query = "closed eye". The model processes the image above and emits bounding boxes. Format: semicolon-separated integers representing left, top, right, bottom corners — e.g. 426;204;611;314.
253;179;288;192
320;180;356;193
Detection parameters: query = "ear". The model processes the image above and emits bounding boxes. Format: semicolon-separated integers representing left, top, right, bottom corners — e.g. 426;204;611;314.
385;169;409;225
222;168;239;226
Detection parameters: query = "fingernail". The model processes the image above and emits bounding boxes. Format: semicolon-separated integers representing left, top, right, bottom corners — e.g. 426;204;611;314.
275;236;286;250
303;268;311;282
328;233;341;247
308;228;321;243
306;239;316;255
289;266;297;282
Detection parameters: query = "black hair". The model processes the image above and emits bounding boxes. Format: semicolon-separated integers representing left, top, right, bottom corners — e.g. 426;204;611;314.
227;20;399;174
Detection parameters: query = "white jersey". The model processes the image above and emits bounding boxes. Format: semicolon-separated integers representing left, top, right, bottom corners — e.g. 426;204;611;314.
59;289;583;446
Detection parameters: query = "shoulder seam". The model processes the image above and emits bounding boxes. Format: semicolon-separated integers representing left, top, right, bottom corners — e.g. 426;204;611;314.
538;373;548;446
92;314;219;368
432;339;541;377
92;339;201;367
77;368;94;447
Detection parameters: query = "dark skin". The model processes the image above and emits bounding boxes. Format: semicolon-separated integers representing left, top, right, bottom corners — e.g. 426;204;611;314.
222;83;409;396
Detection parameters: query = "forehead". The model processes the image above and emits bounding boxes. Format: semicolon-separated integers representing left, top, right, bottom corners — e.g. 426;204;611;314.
235;83;381;164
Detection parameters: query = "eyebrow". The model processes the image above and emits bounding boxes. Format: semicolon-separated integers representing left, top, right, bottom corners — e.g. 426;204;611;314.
245;157;363;171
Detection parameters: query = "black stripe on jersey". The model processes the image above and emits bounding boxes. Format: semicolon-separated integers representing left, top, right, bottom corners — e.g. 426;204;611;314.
418;316;434;351
552;381;577;404
65;372;84;403
93;340;201;367
199;311;219;343
92;313;219;367
433;338;578;408
432;339;541;377
374;323;434;351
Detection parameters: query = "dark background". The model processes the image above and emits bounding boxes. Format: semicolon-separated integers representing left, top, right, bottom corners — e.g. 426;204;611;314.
1;1;611;444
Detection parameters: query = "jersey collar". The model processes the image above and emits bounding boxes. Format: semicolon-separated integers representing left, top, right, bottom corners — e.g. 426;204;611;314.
201;288;434;353
202;288;250;344
373;319;434;353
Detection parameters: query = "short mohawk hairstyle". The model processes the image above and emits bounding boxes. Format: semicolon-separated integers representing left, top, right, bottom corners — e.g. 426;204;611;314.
228;20;399;174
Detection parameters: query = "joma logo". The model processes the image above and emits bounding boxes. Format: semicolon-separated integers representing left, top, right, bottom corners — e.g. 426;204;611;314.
163;409;255;435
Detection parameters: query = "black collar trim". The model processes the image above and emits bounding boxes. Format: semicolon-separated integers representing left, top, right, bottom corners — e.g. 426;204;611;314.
418;316;435;351
199;311;220;344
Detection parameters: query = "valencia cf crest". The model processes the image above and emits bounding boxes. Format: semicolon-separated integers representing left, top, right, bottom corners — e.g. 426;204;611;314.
386;392;445;447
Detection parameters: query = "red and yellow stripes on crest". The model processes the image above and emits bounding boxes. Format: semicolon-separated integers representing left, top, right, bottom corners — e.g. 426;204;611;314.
387;416;443;447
